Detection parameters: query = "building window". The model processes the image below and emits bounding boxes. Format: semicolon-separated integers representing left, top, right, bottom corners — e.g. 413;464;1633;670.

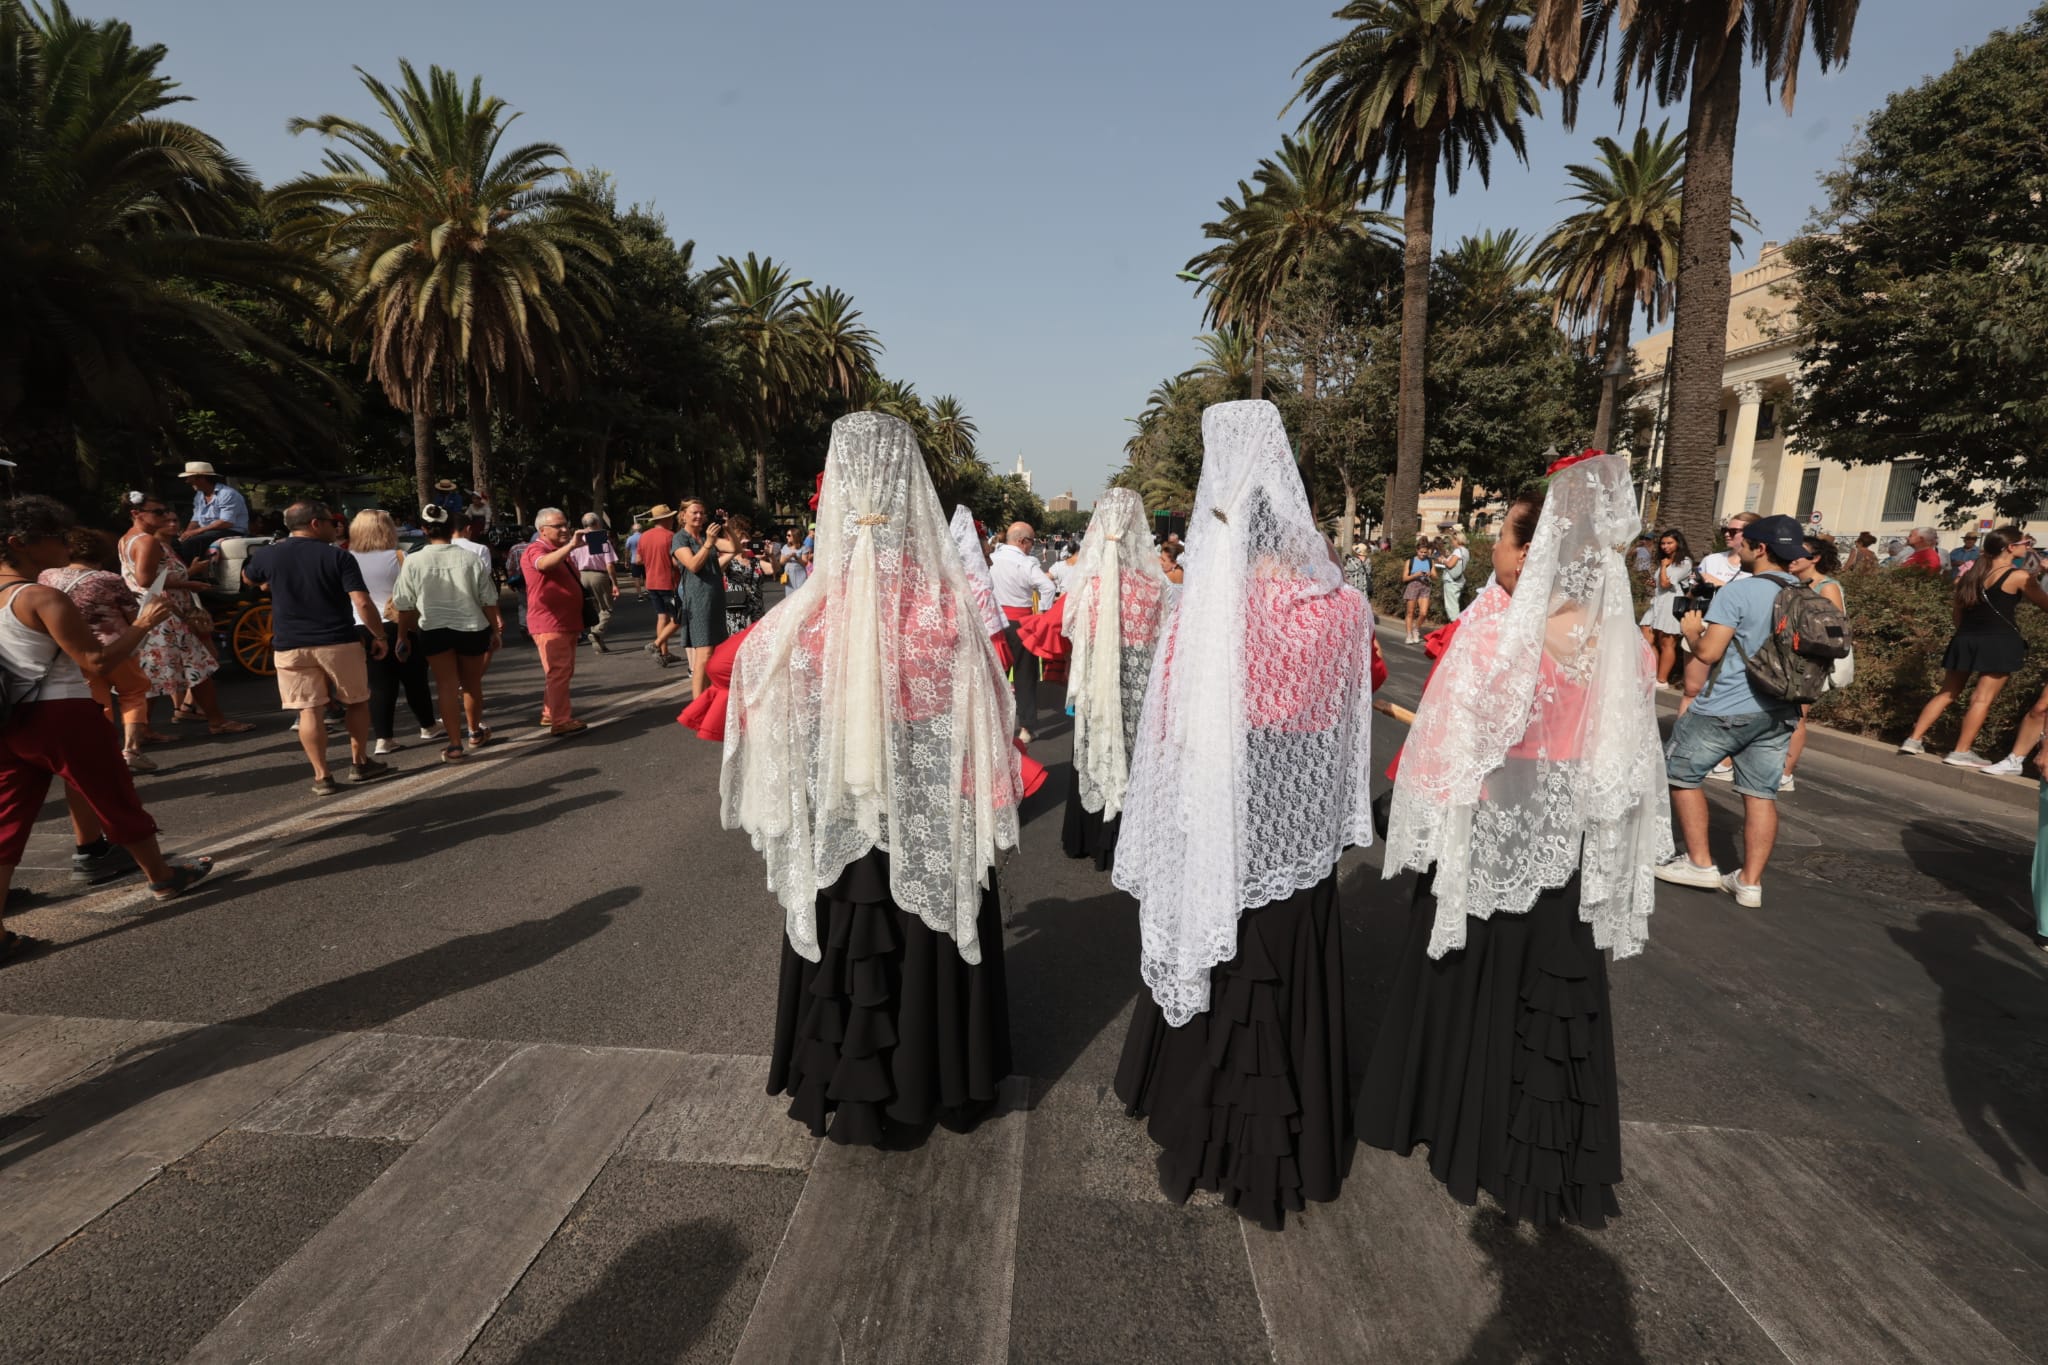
1882;460;1924;522
1758;402;1778;441
1796;466;1820;521
1717;409;1728;446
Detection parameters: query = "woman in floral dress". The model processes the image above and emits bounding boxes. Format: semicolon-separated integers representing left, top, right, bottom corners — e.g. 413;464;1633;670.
117;493;252;734
40;529;158;771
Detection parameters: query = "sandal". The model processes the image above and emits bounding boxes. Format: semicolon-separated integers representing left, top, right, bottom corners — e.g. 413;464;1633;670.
148;856;214;901
469;727;494;748
441;744;466;763
123;748;159;773
207;720;255;735
0;929;49;966
172;708;206;723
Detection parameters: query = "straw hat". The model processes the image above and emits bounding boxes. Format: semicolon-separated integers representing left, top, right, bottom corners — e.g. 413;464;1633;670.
180;461;218;478
645;503;679;522
433;478;459;492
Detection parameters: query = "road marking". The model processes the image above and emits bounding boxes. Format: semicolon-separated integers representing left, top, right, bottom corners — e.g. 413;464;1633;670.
187;1042;683;1365
0;1024;346;1284
730;1077;1030;1365
29;676;695;928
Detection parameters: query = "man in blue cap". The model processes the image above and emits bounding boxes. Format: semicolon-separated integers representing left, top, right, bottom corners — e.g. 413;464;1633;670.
1654;513;1812;910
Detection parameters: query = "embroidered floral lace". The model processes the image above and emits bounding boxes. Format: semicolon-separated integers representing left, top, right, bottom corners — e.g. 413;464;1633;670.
1061;488;1167;820
1381;449;1672;961
722;413;1021;965
1113;401;1376;1026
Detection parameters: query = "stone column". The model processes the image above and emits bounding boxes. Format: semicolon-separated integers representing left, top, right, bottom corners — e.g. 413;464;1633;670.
1720;382;1765;518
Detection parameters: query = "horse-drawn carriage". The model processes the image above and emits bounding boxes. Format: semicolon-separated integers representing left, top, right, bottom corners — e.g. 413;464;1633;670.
194;535;275;677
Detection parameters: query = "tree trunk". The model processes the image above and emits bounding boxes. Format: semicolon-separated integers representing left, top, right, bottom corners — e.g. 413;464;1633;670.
1592;303;1635;451
1663;40;1743;559
754;447;768;509
590;425;614;524
1457;473;1475;528
466;384;493;520
1338;467;1358;554
411;408;434;515
1390;122;1441;544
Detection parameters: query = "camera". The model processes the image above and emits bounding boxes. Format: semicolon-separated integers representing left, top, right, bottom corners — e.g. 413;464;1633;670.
1673;575;1717;619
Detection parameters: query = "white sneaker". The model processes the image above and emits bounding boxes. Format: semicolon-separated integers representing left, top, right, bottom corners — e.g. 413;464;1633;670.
1944;750;1990;768
1897;737;1926;755
1981;753;2026;777
1706;760;1735;782
1778;771;1796;792
1654;857;1723;891
419;726;442;741
1720;872;1763;908
373;738;403;756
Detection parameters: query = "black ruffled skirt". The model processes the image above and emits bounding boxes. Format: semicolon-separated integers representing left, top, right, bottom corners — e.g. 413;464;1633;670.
1112;869;1350;1231
1358;870;1622;1228
768;849;1011;1148
1060;777;1119;870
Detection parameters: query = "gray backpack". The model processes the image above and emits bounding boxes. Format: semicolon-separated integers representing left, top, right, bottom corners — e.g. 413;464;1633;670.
1735;573;1852;705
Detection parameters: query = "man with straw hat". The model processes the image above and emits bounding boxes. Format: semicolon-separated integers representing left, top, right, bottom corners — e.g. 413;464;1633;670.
637;504;682;666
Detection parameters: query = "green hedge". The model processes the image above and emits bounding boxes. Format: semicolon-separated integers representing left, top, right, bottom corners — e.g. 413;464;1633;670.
1367;550;2044;752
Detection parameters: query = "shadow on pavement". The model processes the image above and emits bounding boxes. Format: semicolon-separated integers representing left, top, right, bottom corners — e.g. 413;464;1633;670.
505;1219;744;1365
0;888;634;1172
1455;1213;1645;1364
1003;876;1140;1091
1899;817;2036;934
1884;907;2048;1190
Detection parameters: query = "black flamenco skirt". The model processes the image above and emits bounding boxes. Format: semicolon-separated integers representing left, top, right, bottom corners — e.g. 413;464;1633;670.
768;849;1012;1148
1112;869;1350;1231
1358;869;1623;1228
1060;776;1119;870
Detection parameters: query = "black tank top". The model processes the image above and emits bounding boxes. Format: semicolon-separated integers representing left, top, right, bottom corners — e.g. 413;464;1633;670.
1959;567;2023;637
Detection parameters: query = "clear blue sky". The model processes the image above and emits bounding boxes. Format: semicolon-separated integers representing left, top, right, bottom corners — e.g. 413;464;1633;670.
117;0;2031;506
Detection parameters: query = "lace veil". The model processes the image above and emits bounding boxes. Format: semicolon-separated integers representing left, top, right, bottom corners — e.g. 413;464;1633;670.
722;412;1021;965
1381;449;1672;960
950;505;1007;639
1113;400;1376;1025
1061;487;1167;819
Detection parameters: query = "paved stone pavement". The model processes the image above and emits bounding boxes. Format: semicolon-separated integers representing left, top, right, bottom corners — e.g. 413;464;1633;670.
1;601;2045;1363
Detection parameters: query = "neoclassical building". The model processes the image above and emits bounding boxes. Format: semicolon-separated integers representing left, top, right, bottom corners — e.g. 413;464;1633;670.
1631;242;1997;540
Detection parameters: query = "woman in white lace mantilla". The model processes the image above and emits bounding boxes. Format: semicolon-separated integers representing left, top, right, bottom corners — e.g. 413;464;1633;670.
721;411;1020;1147
1111;400;1375;1231
1360;448;1671;1228
1057;487;1167;871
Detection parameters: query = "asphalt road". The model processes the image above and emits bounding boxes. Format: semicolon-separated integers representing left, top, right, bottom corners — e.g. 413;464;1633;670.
2;598;2045;1363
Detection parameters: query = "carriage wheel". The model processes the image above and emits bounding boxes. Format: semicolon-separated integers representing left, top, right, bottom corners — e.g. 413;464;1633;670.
233;603;274;676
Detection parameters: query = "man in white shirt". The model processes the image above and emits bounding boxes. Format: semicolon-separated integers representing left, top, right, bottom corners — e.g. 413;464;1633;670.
990;521;1057;741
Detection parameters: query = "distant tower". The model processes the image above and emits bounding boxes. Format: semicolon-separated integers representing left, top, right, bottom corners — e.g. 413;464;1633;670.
1012;452;1033;493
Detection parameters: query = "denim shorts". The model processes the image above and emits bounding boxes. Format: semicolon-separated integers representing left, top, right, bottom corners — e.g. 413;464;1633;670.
1666;707;1800;800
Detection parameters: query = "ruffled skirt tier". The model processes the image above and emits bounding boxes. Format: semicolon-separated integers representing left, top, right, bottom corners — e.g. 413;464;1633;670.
1358;870;1622;1227
768;849;1010;1148
1112;870;1350;1231
1060;777;1118;870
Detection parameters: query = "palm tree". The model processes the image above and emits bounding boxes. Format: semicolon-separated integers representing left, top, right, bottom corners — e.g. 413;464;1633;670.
1188;327;1261;400
1534;123;1753;449
926;395;978;474
1526;0;1859;552
709;252;816;506
1184;128;1392;398
0;1;341;488
799;286;881;401
1293;0;1540;541
272;61;615;512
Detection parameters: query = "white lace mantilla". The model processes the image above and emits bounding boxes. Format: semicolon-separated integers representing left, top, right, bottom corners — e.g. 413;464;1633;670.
950;505;1006;640
1060;488;1166;820
1381;450;1672;961
722;413;1021;965
1113;401;1375;1026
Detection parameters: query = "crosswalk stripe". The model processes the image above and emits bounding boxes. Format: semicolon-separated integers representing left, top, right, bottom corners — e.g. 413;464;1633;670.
186;1042;683;1365
730;1076;1031;1365
0;1024;347;1284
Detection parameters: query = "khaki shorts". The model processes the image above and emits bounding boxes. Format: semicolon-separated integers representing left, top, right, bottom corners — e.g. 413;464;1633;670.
275;642;371;710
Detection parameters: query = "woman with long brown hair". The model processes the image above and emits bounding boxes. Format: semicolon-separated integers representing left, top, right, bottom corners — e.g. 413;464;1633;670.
1899;526;2048;765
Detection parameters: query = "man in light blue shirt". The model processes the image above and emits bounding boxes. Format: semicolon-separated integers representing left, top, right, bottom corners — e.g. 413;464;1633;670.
1654;514;1809;909
177;460;250;561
